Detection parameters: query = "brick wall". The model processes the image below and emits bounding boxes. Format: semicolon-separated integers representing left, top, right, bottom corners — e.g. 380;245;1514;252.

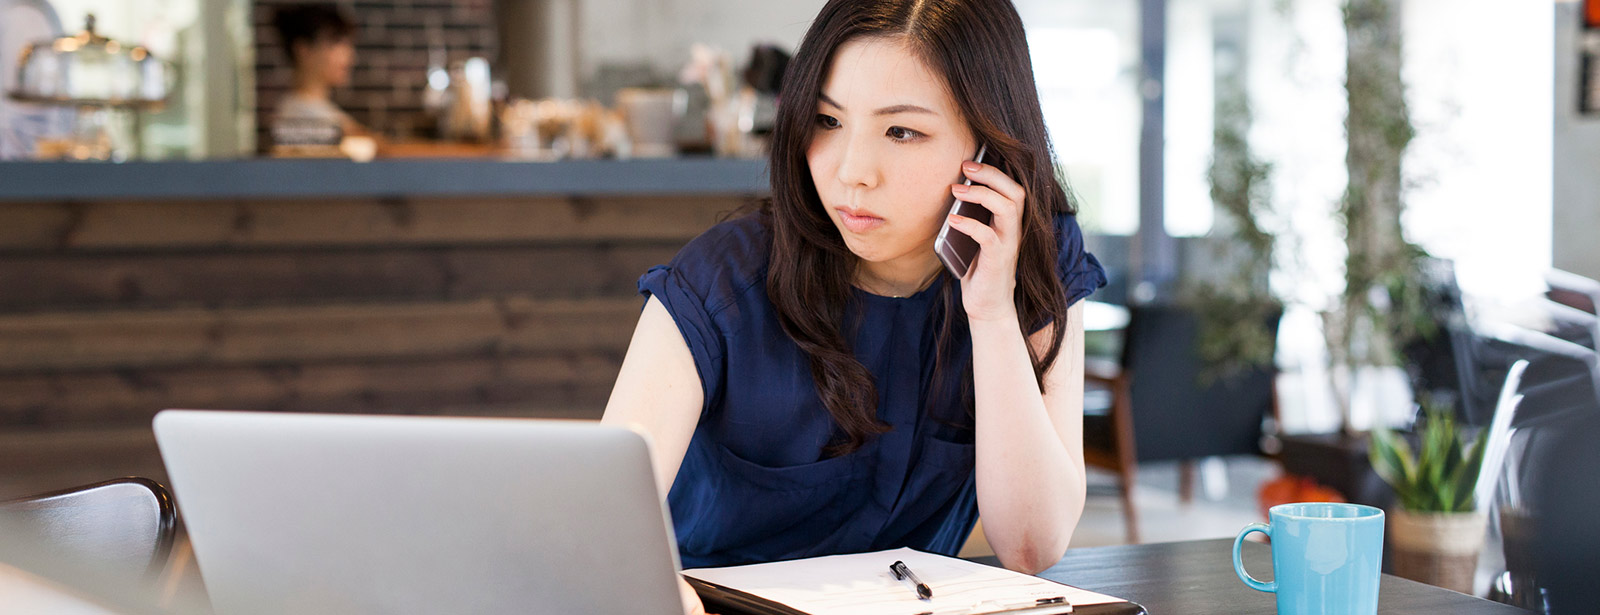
252;0;499;149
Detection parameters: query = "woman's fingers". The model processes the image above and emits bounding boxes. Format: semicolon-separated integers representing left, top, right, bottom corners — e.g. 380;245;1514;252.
961;160;1027;206
947;213;1002;250
680;577;709;615
952;183;1020;238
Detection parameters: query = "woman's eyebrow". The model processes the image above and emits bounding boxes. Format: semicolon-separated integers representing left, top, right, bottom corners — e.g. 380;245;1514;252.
818;92;938;116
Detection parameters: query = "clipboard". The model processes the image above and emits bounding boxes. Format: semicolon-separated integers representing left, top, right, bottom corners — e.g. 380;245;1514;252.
683;548;1148;615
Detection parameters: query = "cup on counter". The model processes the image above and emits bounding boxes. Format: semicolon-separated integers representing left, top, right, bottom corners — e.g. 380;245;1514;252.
1233;502;1385;615
339;135;377;162
616;87;680;158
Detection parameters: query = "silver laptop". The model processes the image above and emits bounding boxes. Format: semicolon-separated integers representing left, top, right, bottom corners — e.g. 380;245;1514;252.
153;410;686;615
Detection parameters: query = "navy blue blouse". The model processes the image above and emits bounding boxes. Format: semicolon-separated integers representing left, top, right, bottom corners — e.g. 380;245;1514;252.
637;211;1106;569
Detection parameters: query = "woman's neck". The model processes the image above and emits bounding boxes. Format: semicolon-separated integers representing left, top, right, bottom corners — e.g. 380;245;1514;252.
292;73;330;101
854;253;944;298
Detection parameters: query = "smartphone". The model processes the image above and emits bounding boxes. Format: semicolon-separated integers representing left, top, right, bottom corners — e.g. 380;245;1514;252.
933;144;990;279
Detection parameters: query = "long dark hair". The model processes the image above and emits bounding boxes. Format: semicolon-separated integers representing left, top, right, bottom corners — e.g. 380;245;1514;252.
765;0;1074;456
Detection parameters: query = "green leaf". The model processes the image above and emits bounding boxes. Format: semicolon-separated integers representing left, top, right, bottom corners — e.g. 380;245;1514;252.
1368;427;1415;495
1447;429;1489;512
1437;439;1461;510
1441;423;1463;475
1418;430;1448;509
1407;490;1431;513
1422;416;1453;492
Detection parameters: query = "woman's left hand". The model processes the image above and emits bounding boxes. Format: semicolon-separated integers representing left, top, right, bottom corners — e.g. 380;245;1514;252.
945;160;1026;325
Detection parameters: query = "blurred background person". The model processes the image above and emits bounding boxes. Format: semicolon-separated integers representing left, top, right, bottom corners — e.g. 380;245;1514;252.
270;2;371;142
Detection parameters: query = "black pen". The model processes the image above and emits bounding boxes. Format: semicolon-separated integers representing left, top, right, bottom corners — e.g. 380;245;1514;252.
890;560;933;600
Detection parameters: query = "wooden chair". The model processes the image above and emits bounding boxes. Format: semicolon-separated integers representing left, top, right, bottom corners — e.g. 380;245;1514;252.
1083;355;1141;543
0;477;178;584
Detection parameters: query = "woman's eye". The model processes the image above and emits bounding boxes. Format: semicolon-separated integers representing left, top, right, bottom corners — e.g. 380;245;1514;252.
815;114;840;129
887;126;922;141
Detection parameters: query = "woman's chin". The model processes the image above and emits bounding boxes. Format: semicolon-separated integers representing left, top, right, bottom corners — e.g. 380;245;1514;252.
841;240;928;267
839;237;887;263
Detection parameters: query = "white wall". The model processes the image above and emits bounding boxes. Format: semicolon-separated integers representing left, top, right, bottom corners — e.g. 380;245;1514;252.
1554;1;1600;281
1163;0;1216;237
576;0;823;81
1402;0;1554;299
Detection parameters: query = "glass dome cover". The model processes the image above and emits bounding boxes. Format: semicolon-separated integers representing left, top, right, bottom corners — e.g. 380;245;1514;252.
11;13;173;106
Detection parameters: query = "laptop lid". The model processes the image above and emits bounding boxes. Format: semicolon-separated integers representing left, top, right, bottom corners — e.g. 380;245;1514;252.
153;410;685;615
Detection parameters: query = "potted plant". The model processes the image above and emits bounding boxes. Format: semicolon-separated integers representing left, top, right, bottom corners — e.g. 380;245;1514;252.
1273;0;1439;510
1367;402;1488;593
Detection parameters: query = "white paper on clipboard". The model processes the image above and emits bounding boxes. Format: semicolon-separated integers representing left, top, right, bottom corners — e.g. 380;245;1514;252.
684;547;1123;615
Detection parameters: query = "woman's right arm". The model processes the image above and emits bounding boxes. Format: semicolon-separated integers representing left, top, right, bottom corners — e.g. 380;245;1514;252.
599;296;711;614
600;295;706;502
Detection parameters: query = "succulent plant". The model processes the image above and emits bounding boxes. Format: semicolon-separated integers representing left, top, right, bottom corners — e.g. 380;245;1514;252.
1368;403;1487;513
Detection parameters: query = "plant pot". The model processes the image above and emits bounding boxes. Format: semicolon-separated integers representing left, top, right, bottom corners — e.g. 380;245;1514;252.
1389;508;1487;593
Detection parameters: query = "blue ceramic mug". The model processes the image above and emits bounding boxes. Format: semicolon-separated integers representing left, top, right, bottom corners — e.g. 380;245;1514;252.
1233;502;1385;615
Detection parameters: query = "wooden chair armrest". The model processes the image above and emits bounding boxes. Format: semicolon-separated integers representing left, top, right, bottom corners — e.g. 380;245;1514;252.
1084;357;1123;383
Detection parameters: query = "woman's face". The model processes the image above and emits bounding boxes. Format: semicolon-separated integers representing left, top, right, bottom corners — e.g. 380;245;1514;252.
295;37;355;88
806;36;978;269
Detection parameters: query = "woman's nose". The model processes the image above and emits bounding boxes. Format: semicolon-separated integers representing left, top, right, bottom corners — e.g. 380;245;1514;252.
833;139;881;190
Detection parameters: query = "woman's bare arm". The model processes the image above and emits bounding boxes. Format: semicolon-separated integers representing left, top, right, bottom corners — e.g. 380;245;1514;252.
970;302;1088;574
599;296;711;614
600;296;706;498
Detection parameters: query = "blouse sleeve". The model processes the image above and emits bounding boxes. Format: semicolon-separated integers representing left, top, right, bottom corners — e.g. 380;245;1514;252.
1030;212;1109;334
1056;212;1108;306
637;264;727;416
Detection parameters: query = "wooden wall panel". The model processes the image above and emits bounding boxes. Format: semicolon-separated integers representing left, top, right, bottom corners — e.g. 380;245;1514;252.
0;353;622;428
0;196;752;251
0;298;641;371
0;203;75;250
0;193;746;436
0;245;680;312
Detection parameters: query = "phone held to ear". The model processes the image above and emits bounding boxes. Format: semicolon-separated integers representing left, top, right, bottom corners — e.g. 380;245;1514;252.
934;144;989;279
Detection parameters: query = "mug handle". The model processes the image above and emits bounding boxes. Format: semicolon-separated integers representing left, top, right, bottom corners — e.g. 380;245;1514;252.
1233;522;1277;593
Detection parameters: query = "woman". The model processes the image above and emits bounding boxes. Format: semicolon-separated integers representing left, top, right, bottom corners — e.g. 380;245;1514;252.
601;0;1106;610
270;3;369;139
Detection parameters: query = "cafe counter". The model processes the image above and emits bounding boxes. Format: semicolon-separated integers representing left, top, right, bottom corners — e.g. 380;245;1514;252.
0;157;767;486
0;157;769;201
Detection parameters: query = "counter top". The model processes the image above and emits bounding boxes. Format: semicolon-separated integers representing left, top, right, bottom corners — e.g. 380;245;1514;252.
0;157;770;201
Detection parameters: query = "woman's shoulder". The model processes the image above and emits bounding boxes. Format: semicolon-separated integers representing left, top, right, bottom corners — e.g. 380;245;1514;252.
665;211;772;314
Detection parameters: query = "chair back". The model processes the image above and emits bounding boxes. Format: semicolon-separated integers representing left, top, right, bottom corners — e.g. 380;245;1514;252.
1489;375;1600;613
1402;257;1507;425
1120;304;1280;462
0;477;177;583
1476;359;1529;510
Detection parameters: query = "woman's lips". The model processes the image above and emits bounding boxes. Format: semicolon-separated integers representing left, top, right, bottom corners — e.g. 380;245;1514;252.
837;208;885;233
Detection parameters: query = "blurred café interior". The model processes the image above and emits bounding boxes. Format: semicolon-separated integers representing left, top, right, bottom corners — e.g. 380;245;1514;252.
0;0;1598;612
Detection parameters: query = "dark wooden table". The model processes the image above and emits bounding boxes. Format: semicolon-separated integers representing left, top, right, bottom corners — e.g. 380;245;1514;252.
978;539;1529;614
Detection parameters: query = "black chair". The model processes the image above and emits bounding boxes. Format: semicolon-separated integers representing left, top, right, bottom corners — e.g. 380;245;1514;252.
1408;259;1600;426
1488;373;1600;614
1084;304;1280;543
0;477;178;584
1401;257;1529;427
